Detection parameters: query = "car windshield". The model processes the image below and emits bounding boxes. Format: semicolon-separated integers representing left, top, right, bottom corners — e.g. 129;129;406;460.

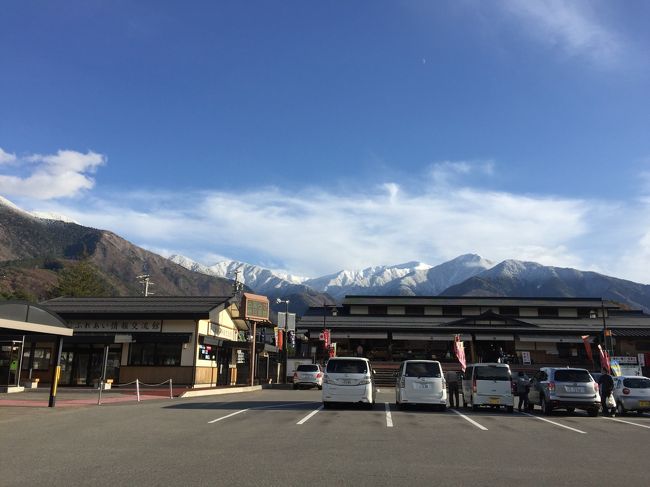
326;360;368;374
297;364;319;372
405;362;441;378
623;378;650;388
475;366;510;381
555;370;593;383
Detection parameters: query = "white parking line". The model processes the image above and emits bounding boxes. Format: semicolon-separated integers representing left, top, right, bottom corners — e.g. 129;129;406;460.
521;412;587;434
208;408;249;424
605;417;650;429
385;402;394;428
297;406;323;425
450;408;488;431
255;402;319;410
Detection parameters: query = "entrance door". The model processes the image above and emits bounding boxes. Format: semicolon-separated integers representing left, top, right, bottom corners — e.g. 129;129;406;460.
60;351;75;385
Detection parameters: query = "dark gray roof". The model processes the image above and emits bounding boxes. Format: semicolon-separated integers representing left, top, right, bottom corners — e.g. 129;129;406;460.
41;296;234;318
341;296;619;308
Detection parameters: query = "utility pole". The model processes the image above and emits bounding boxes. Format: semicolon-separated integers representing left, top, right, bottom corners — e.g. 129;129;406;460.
137;274;154;297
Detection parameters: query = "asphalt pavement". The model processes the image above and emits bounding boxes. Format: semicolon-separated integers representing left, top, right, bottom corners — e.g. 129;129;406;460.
1;388;649;486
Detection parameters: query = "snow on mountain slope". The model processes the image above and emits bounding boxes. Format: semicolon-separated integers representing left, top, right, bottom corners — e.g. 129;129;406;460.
0;195;79;224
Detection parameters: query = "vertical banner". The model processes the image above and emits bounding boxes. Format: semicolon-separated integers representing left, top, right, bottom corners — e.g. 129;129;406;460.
454;334;466;372
581;335;594;363
597;344;611;374
323;329;331;348
277;329;283;351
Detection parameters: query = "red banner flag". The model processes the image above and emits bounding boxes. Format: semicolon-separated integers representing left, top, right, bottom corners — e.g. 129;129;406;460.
581;335;593;363
597;344;610;374
454;335;466;372
277;329;283;351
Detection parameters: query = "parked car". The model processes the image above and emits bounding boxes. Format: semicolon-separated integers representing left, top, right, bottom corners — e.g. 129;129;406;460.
293;363;323;390
461;363;514;413
613;376;650;416
528;367;600;416
395;360;447;411
322;357;376;409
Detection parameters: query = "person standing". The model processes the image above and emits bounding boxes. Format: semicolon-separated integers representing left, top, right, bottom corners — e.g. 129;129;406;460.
598;369;615;417
516;371;530;412
446;369;460;408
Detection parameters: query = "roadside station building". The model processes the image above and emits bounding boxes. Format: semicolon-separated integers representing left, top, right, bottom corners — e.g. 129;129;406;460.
299;296;650;376
39;296;278;388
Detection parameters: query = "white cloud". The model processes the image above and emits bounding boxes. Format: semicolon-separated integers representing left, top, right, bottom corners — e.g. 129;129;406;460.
500;0;623;67
0;147;17;164
0;149;105;199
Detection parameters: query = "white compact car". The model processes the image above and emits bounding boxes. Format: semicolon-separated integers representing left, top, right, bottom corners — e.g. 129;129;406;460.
292;363;323;390
613;375;650;415
395;360;447;410
461;363;514;413
322;357;376;409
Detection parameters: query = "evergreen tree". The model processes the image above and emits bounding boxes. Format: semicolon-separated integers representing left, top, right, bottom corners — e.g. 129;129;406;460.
54;260;111;297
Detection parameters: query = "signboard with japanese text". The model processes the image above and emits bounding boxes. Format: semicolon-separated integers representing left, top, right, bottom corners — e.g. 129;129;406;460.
68;320;162;333
241;293;270;321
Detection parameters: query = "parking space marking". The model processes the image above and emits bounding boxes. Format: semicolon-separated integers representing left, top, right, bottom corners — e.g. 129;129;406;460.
605;417;650;430
521;412;587;434
450;408;488;431
296;406;323;425
255;402;319;410
385;402;394;428
208;408;249;424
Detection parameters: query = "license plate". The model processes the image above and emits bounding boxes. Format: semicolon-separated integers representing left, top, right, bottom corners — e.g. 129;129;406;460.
566;387;584;393
489;397;500;405
640;401;650;407
341;379;353;385
414;383;432;389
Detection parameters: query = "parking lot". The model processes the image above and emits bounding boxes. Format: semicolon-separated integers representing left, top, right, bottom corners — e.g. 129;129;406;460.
2;388;649;486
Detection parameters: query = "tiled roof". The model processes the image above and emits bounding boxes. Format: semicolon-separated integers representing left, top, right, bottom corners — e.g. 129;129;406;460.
41;296;234;317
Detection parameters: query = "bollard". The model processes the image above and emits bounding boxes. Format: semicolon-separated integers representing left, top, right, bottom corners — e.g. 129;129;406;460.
97;380;103;405
136;379;141;402
169;379;173;399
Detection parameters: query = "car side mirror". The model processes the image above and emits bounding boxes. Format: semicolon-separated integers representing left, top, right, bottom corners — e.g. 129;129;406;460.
372;369;377;375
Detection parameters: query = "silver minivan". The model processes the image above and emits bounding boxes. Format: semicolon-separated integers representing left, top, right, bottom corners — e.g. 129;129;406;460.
395;360;447;410
322;357;376;409
461;363;514;413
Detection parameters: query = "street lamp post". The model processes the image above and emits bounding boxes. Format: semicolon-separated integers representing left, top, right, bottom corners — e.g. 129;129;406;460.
276;298;290;384
601;299;611;355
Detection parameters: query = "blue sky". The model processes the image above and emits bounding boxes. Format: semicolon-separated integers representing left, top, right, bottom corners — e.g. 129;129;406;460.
1;1;649;281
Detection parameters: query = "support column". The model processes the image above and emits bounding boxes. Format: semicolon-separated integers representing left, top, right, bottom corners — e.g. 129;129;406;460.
48;336;64;408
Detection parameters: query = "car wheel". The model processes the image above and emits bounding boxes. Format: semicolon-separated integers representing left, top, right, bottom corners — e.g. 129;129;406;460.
506;406;514;414
439;404;447;412
317;385;322;390
588;407;599;417
617;402;626;416
323;402;332;409
566;407;575;414
471;396;480;412
293;384;298;390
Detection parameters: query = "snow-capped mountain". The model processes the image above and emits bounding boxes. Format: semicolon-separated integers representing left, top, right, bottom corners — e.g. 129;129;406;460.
303;261;432;301
378;254;494;296
0;196;79;224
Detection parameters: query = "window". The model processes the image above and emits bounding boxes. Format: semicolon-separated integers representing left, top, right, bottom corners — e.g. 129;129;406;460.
554;370;592;383
474;366;510;381
326;359;368;374
623;378;650;389
297;364;319;372
128;342;182;366
577;308;594;318
368;305;387;315
538;307;559;317
404;362;441;378
405;305;425;316
21;348;51;370
499;307;519;317
442;306;462;316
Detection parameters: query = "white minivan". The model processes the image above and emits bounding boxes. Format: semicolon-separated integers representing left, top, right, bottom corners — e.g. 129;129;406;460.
395;360;447;411
461;363;514;413
322;357;376;409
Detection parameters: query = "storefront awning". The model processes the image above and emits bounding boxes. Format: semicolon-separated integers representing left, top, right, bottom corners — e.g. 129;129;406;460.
392;333;472;341
330;332;388;339
518;335;589;343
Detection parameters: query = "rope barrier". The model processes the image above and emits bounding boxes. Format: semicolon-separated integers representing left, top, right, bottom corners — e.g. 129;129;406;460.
96;378;174;405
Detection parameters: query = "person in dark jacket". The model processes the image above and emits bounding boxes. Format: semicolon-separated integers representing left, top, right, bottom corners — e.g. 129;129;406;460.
598;369;615;417
516;371;530;412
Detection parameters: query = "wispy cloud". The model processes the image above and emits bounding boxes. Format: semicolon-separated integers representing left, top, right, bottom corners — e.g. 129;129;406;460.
0;148;105;199
499;0;623;67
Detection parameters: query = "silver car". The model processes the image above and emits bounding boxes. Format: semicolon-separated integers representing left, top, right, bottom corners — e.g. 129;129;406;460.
613;376;650;415
293;363;323;390
528;367;600;416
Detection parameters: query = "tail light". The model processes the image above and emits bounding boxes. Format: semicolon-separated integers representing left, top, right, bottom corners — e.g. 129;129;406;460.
473;378;477;393
547;382;555;392
359;378;371;385
623;388;631;395
593;382;599;393
293;372;298;379
316;373;323;379
400;377;405;389
323;374;330;384
511;380;516;394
